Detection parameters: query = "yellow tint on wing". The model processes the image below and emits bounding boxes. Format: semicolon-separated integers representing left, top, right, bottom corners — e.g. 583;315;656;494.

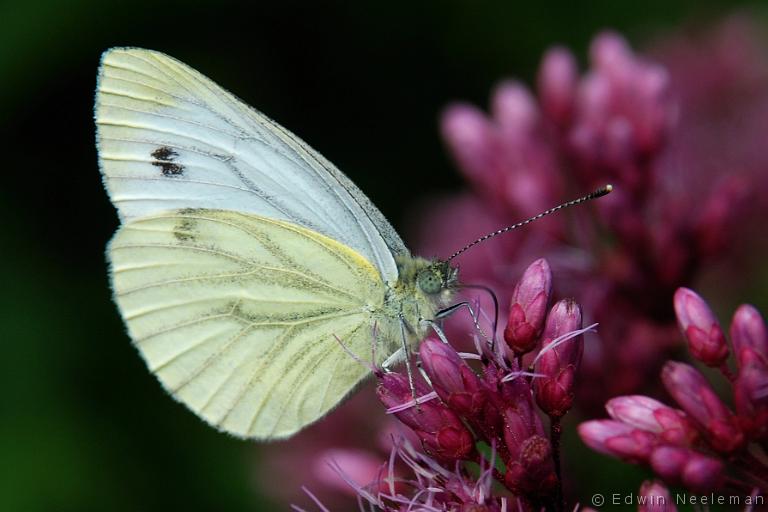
109;209;384;439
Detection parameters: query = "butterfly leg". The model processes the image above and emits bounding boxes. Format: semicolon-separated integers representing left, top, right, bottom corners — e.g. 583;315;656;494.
381;347;404;372
436;301;495;348
398;312;419;400
420;318;450;345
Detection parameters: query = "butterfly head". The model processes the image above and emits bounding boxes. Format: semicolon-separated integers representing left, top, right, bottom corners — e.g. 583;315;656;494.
395;256;458;301
415;259;459;303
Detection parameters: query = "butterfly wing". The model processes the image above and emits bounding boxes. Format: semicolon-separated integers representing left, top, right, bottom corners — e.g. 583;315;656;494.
96;47;406;284
110;208;384;439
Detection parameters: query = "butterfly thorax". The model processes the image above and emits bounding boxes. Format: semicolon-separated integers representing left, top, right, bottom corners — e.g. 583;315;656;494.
374;256;458;358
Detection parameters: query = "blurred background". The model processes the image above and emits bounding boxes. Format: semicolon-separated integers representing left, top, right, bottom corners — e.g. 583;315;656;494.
2;1;768;510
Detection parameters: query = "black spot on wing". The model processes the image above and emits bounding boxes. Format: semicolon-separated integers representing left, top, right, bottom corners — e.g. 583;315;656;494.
151;146;185;177
153;161;185;176
151;146;179;161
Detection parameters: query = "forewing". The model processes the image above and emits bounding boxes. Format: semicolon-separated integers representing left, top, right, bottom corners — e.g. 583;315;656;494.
96;47;406;283
109;209;384;439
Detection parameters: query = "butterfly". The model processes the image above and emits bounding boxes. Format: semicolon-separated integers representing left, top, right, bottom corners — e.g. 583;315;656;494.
95;47;459;439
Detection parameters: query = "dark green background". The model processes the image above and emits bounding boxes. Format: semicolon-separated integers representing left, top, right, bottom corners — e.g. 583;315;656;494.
1;1;762;510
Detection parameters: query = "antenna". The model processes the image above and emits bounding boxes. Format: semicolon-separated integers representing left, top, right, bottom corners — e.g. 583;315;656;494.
447;184;613;261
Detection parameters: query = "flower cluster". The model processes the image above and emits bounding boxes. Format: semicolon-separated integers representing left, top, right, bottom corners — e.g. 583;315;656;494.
263;19;768;508
416;24;764;410
579;288;768;495
300;259;590;511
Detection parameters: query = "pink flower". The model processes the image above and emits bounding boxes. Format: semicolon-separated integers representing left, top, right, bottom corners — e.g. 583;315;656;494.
673;287;729;367
580;289;767;496
314;437;510;512
732;304;768;368
578;420;656;463
441;88;563;224
376;372;474;462
638;480;676;512
502;378;557;495
421;19;768;416
649;445;724;493
606;395;698;445
538;47;578;126
662;361;743;452
320;258;589;510
268;20;768;508
504;258;552;354
419;337;486;417
567;32;673;183
533;300;583;418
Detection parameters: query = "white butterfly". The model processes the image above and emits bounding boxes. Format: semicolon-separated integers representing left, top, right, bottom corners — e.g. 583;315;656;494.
95;48;458;439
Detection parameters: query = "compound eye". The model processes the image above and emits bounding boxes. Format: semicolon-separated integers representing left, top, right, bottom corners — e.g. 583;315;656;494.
417;270;442;294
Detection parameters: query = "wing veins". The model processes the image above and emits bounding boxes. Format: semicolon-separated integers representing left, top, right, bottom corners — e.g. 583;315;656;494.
171;309;360;395
108;174;259;196
112;261;178;272
169;322;253;394
112;52;209;109
260;322;362;436
117;264;362;303
99;88;175;107
99;102;243;139
107;54;317;176
111;243;250;265
259;119;387;270
127;212;366;286
101;127;330;228
243;320;353;434
102;51;394;265
151;325;235;372
315;322;367;412
101;74;210;113
202;323;297;420
136;310;242;343
134;52;360;238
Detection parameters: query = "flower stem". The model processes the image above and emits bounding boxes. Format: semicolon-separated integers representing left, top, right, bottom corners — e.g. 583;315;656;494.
551;417;564;512
719;362;735;382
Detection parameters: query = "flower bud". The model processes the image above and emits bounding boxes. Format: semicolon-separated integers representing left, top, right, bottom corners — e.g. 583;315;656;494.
502;382;557;496
649;445;724;493
638;480;676;512
419;338;486;417
441;104;496;187
606;395;698;446
504;435;558;495
503;405;542;459
492;80;539;136
538;46;578;126
648;444;686;482
731;304;768;368
578;420;657;463
590;31;632;71
534;299;583;417
673;288;729;367
681;451;725;492
734;358;768;439
661;362;744;452
376;373;474;461
504;259;552;354
568;30;672;181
